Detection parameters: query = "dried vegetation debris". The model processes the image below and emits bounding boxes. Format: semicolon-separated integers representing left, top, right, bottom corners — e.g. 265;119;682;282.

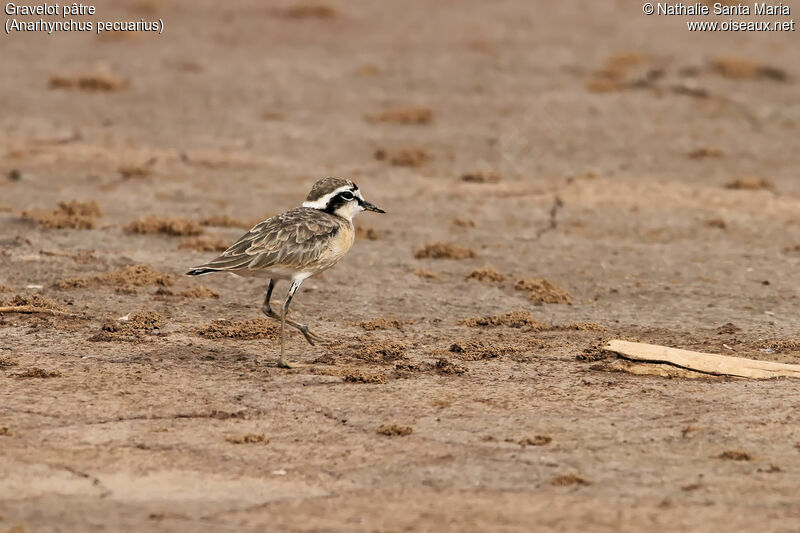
155;286;219;299
22;200;102;230
195;318;280;340
415;242;476;260
376;424;413;436
199;215;254;229
366;107;434;125
356;318;411;331
49;66;127;91
343;370;388;384
514;278;573;304
551;473;591;486
466;266;505;283
226;434;269;444
519;435;552;446
0;294;67;313
178;236;229;252
12;367;63;378
460;310;546;330
126;216;204;236
445;340;515;361
89;311;164;342
55;264;175;291
375;147;431;167
709;57;788;81
461;170;501;183
724;177;773;191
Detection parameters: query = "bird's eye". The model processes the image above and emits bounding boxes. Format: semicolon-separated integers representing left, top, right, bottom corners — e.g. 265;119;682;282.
340;191;354;200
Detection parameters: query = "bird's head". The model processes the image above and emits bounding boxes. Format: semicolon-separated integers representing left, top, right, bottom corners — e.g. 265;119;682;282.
302;177;385;221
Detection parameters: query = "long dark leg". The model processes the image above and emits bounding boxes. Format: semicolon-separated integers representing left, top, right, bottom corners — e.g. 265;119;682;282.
261;280;327;346
278;280;302;368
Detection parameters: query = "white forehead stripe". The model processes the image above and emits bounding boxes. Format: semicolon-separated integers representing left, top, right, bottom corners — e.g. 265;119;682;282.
302;185;353;209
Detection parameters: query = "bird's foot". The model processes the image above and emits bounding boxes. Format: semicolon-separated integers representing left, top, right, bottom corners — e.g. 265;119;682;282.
299;326;332;346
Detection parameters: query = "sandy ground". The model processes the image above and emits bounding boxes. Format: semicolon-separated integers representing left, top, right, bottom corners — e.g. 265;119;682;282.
1;1;800;531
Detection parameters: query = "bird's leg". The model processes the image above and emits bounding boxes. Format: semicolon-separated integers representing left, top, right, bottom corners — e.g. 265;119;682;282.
279;300;288;368
278;280;302;368
261;280;328;346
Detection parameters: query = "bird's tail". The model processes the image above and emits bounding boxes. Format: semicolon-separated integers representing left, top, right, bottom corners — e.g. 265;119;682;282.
186;267;218;276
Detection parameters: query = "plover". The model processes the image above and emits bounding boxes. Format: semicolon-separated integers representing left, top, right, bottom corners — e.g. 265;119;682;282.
187;177;385;368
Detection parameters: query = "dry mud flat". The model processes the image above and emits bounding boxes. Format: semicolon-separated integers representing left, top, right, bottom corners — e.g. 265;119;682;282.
1;1;800;532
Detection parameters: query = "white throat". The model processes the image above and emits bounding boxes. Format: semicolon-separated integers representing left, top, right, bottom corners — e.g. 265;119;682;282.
332;201;364;221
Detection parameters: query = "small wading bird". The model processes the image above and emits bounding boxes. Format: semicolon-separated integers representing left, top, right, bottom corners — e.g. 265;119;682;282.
187;177;385;368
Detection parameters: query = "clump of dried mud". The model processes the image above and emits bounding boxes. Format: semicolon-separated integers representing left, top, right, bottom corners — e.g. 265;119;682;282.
717;322;742;335
434;358;467;375
415;242;476;260
155;286;219;299
718;450;753;461
22;200;102;230
56;264;174;291
688;147;724;159
355;227;380;240
356;318;410;331
576;342;610;362
366;107;433;125
0;294;67;312
376;424;413;436
585;51;648;93
260;110;286;121
195;318;279;340
118;165;152;179
89;311;164;342
709;57;787;81
49;67;127;91
126;216;204;237
520;435;552;446
551;473;591;486
178;236;229;252
226;434;269;444
725;177;773;190
759;340;800;353
0;356;18;367
554;322;604;331
374;147;430;167
356;340;408;362
452;218;475;228
515;278;573;304
199;215;253;229
412;268;438;279
0;284;12;293
466;266;505;283
446;340;514;361
460;310;546;330
462;170;501;183
12;368;63;378
343;370;387;384
323;338;407;364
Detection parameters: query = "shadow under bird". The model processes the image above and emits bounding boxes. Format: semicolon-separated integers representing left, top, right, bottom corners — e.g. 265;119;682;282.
187;177;385;368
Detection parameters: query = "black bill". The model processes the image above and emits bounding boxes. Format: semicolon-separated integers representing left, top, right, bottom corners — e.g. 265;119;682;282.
359;199;386;213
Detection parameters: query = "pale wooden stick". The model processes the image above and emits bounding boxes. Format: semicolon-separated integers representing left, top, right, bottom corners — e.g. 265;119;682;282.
604;339;800;380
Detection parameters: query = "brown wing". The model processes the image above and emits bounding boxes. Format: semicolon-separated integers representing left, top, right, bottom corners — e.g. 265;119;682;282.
192;208;341;272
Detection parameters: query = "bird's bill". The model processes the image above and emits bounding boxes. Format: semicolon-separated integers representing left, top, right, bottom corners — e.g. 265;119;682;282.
359;199;386;213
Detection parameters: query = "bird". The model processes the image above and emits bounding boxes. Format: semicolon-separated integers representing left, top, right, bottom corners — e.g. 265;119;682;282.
187;177;385;368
